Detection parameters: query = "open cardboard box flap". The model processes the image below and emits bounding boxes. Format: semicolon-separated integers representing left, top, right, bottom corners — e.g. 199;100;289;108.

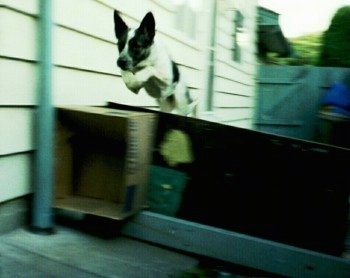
54;106;157;220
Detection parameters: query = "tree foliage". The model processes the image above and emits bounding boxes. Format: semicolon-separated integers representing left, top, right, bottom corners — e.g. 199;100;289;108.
318;6;350;67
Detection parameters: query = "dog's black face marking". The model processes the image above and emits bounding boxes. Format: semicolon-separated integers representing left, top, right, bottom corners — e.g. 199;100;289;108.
171;61;180;83
113;10;156;71
116;32;128;53
127;37;152;69
116;36;153;71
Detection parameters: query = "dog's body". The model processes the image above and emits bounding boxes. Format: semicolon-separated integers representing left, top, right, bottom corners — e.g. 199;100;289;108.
113;11;197;116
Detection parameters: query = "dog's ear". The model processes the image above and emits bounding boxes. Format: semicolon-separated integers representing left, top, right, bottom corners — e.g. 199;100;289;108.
136;12;155;46
113;10;128;39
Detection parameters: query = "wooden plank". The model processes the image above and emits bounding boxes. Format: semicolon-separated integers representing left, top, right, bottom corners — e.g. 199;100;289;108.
122;211;350;278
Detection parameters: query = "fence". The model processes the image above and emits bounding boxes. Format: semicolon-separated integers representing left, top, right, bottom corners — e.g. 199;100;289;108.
255;65;350;141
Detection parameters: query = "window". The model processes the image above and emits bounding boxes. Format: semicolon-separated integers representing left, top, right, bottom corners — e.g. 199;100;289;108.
173;0;202;39
232;10;244;62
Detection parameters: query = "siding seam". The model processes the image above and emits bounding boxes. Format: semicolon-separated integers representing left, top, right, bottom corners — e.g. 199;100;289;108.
0;150;34;159
0;4;38;17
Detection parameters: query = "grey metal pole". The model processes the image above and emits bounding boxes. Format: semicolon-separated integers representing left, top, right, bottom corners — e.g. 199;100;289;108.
31;0;54;233
205;0;218;111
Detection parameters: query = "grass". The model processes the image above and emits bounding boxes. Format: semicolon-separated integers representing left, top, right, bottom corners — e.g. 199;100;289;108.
290;32;323;65
263;32;323;66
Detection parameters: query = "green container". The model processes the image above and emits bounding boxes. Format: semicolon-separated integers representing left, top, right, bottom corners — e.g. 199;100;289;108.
147;166;188;216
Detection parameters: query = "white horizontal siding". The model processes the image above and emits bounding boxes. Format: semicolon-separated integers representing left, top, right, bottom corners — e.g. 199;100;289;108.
0;0;38;15
178;66;204;90
99;0;177;31
0;154;32;203
216;58;256;82
0;5;36;203
54;0;180;40
53;66;157;106
0;108;35;155
216;27;233;51
54;0;114;42
214;92;255;108
53;25;116;74
212;0;257;128
216;48;256;75
0;59;37;105
0;7;37;60
214;77;254;97
215;0;258;71
216;107;254;125
158;34;202;69
214;85;256;129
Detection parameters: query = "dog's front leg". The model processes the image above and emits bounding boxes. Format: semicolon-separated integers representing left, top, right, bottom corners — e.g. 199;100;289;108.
121;71;143;94
134;67;155;82
135;67;166;84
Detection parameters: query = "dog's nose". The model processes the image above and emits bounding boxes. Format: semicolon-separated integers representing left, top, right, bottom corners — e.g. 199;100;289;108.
117;58;129;70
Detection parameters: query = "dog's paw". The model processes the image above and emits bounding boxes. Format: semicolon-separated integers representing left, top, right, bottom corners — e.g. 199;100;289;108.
128;86;141;94
121;71;143;93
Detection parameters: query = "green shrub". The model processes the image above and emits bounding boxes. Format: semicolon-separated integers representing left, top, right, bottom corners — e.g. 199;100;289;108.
318;6;350;67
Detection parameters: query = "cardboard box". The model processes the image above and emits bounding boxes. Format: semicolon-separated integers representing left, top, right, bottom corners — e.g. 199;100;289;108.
54;106;157;220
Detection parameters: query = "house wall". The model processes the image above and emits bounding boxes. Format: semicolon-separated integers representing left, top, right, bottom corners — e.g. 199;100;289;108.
213;0;258;128
0;1;37;203
0;0;257;203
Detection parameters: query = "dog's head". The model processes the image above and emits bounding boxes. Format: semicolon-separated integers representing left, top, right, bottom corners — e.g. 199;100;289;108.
113;11;155;71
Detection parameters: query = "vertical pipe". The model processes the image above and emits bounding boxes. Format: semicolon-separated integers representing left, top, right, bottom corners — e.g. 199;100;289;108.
31;0;54;233
205;0;218;111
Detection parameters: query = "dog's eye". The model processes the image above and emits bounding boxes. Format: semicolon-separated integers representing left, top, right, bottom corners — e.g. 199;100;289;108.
129;39;141;51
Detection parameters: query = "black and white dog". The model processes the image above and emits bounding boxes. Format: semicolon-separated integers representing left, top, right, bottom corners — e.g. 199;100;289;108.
113;10;197;116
